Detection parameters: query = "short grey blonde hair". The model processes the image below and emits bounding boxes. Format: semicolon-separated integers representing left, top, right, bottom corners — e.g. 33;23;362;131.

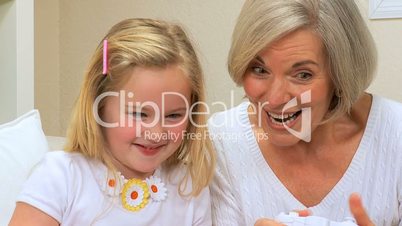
229;0;377;118
66;18;215;196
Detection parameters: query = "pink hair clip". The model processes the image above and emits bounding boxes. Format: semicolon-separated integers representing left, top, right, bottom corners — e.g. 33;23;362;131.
102;39;108;75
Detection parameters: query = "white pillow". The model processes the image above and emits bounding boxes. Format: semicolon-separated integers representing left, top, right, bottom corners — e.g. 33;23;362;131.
0;110;48;225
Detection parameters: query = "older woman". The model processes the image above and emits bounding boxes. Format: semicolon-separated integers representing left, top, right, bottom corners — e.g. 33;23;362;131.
208;0;402;226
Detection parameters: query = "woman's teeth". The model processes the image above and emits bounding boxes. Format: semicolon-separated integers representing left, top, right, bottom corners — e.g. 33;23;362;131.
268;110;302;125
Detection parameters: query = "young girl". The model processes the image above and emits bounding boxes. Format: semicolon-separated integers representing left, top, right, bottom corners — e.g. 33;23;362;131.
9;18;215;226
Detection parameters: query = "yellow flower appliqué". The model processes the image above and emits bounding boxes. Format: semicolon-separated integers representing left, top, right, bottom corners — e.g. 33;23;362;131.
121;178;150;211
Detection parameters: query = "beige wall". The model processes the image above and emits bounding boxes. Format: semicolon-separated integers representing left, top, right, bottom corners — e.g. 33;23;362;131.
35;0;60;135
1;0;34;123
357;0;402;102
35;0;402;136
0;0;17;123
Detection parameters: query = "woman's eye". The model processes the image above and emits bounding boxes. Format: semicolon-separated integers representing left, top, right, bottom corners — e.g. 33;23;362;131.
296;72;312;80
252;66;267;74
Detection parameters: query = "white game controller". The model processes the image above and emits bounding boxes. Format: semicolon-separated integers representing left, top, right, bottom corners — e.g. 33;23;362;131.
275;212;358;226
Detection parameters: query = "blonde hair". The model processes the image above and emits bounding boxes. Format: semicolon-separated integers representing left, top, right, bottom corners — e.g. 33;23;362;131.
65;18;215;196
229;0;377;119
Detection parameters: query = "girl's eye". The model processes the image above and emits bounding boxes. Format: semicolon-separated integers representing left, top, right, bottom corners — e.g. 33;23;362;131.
296;72;312;80
132;112;147;118
166;113;182;119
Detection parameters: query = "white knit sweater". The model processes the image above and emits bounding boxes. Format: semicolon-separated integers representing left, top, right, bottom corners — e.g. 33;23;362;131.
208;95;402;226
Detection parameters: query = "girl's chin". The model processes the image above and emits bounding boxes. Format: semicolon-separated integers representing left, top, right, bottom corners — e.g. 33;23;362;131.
126;169;155;179
121;162;158;179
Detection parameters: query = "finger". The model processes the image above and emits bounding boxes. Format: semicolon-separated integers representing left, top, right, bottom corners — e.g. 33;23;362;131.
296;209;312;217
349;193;375;226
254;218;286;226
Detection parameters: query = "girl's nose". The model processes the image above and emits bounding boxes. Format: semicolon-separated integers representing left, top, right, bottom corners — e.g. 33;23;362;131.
143;121;166;143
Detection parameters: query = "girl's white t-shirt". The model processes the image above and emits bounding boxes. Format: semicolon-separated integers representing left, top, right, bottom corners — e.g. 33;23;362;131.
17;151;211;226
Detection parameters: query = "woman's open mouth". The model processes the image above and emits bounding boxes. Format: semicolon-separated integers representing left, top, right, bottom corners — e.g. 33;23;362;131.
267;110;302;126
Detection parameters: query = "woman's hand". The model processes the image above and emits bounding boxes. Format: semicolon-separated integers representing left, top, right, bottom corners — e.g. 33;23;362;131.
255;195;375;226
349;193;375;226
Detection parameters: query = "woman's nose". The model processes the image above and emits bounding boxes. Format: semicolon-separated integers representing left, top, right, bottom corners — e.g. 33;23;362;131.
265;78;292;109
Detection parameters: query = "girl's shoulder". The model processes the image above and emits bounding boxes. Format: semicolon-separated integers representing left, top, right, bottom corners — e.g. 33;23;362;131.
160;163;206;196
35;151;98;182
43;150;84;159
40;150;89;169
16;151;96;222
160;163;188;187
